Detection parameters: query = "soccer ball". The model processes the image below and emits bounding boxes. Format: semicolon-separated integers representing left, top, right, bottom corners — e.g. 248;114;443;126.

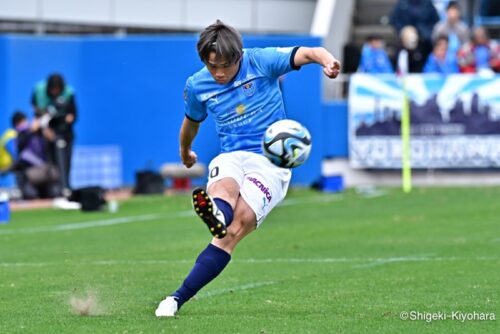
262;119;312;168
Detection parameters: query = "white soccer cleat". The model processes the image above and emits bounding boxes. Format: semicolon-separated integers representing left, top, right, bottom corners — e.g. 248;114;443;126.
155;296;178;317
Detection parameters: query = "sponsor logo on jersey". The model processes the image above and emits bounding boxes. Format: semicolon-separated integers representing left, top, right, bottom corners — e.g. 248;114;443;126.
242;82;255;97
262;197;269;211
236;104;246;115
201;91;217;100
247;176;272;202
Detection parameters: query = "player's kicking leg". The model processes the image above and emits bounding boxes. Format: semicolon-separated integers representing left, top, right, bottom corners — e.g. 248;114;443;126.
155;181;255;317
191;188;227;238
192;176;240;238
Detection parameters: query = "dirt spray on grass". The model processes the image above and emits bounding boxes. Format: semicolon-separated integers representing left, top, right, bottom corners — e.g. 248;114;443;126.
69;290;101;316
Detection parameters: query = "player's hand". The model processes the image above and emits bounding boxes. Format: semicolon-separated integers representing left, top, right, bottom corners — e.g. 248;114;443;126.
180;149;197;168
323;58;341;79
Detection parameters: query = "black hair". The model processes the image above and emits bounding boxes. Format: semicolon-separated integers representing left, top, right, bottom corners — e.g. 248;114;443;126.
435;35;449;44
46;73;65;97
366;35;383;42
197;20;243;64
447;1;460;11
11;110;26;128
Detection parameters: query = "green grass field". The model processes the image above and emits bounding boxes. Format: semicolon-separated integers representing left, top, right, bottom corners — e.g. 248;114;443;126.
1;187;499;333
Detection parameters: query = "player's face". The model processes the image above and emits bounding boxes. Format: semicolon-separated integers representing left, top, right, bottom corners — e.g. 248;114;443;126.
205;52;241;85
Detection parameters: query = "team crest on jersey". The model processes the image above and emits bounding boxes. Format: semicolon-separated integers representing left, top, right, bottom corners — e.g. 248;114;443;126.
242;82;255;97
236;104;246;114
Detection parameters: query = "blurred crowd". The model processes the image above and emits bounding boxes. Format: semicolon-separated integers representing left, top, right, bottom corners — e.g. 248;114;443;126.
0;73;77;200
357;0;500;75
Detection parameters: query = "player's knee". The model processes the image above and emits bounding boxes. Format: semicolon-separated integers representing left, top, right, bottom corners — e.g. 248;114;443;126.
208;178;239;199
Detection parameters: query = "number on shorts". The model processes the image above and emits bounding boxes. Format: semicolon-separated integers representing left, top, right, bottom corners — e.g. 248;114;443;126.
210;166;219;178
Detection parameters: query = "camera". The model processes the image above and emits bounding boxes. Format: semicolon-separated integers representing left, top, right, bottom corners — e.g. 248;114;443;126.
45;96;70;133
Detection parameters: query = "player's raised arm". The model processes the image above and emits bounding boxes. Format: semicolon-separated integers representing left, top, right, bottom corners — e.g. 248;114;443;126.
179;117;200;168
293;47;341;79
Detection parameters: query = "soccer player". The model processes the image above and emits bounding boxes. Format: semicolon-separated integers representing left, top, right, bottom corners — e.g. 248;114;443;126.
155;20;340;317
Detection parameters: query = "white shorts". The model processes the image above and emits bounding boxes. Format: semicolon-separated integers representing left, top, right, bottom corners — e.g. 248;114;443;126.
206;151;291;226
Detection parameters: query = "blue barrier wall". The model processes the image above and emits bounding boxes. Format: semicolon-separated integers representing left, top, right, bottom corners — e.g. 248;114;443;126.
0;35;82;124
0;38;7;128
322;100;348;158
0;34;327;186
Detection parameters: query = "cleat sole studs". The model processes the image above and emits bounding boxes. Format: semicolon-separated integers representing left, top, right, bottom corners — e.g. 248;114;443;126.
222;230;226;235
208;208;212;212
199;213;203;217
210;227;215;232
215;234;219;238
217;223;222;228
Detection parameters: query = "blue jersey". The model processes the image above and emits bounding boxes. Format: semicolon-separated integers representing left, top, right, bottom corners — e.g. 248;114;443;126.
423;53;459;74
184;47;300;153
358;45;393;74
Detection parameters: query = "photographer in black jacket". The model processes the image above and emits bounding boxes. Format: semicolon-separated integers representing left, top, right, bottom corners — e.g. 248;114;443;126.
12;111;60;199
31;73;77;195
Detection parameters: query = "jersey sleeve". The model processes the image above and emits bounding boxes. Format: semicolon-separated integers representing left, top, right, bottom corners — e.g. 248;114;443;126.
184;78;207;122
251;47;301;78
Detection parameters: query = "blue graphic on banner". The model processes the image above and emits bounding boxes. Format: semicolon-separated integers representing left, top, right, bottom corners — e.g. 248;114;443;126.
349;74;500;168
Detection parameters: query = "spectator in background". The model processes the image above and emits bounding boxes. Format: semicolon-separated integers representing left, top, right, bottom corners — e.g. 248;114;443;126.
12;111;60;199
32;73;77;194
389;0;440;61
395;25;426;73
432;1;470;57
357;35;393;73
423;36;460;74
457;27;500;74
434;0;464;19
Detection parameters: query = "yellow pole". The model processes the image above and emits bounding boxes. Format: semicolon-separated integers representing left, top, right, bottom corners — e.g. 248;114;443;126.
401;78;412;193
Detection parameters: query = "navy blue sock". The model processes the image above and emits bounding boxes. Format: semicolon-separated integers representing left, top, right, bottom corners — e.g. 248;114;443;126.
213;198;234;226
171;244;231;308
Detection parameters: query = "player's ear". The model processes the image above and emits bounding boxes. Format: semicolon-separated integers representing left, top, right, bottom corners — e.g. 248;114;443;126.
234;54;242;65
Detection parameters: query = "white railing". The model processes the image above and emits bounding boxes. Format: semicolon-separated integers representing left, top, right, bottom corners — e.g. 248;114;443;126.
0;0;316;34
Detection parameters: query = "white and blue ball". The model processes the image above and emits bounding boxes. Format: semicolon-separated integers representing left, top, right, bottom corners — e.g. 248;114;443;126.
262;119;312;168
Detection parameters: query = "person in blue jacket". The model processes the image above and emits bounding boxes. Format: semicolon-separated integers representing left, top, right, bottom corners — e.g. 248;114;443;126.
358;35;394;73
423;35;460;74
